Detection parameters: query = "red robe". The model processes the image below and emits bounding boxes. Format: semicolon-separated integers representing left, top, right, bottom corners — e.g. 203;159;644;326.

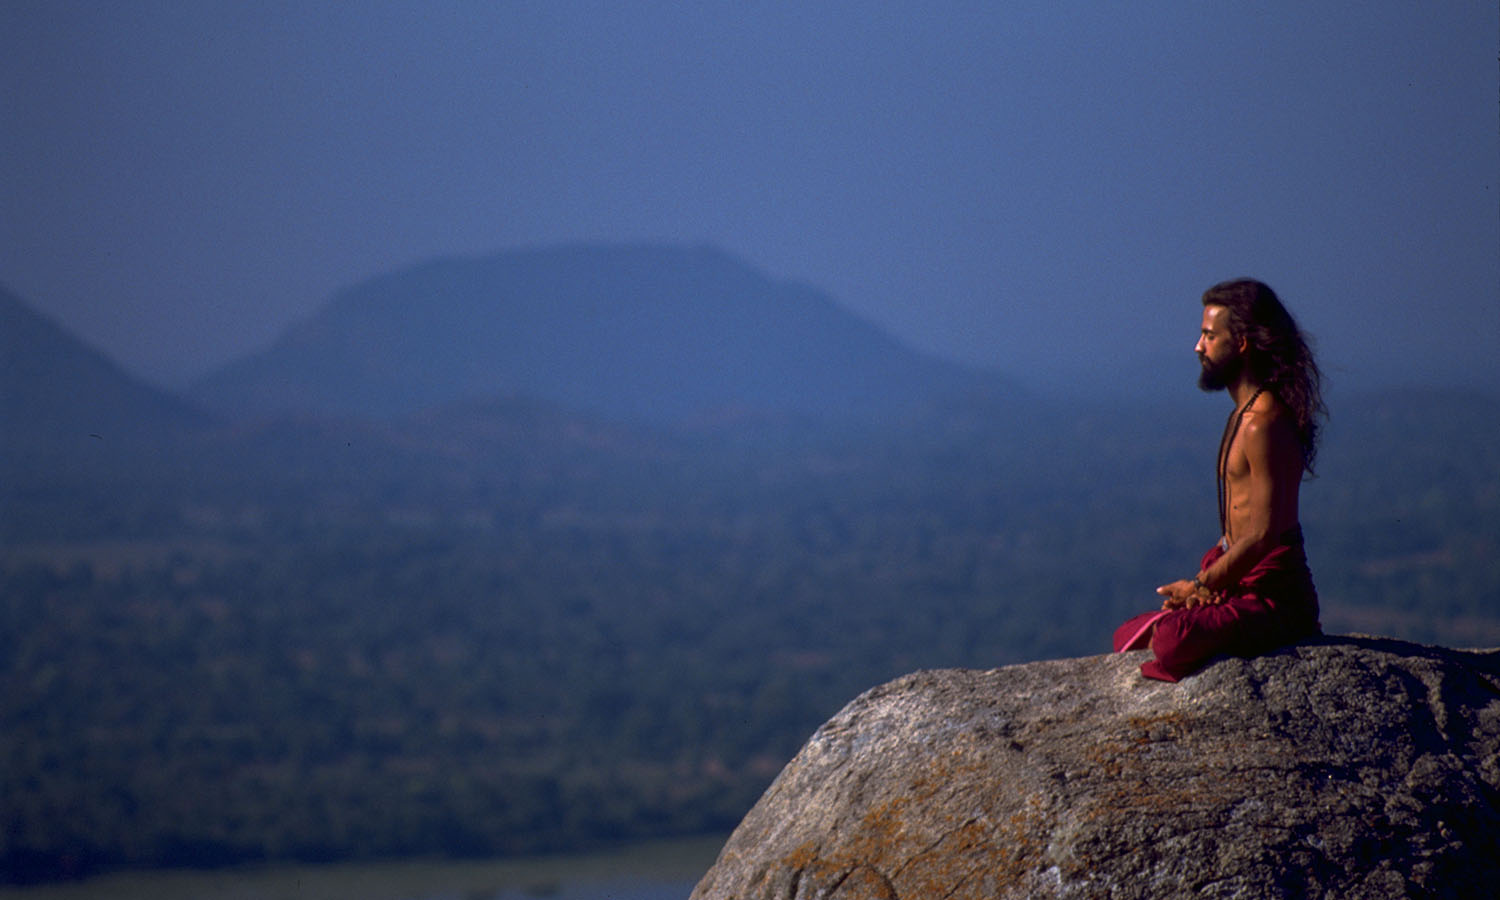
1114;527;1321;682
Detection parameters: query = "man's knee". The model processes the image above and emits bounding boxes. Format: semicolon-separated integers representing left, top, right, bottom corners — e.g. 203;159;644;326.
1149;615;1203;671
1150;605;1242;671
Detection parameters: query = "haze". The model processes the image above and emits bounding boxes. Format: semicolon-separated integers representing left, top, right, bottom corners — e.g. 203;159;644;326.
2;2;1495;395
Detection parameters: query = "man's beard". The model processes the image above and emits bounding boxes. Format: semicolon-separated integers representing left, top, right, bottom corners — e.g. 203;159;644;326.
1198;352;1242;392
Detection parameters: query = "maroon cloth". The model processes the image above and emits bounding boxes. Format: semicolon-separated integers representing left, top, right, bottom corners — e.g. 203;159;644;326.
1113;528;1320;682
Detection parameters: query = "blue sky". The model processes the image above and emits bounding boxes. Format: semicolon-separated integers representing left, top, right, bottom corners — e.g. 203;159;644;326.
2;1;1495;395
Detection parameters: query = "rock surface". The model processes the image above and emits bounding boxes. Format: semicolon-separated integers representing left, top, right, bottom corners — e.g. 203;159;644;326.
691;637;1500;899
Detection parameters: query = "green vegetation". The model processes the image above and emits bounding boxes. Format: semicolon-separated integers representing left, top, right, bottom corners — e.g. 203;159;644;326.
3;390;1497;883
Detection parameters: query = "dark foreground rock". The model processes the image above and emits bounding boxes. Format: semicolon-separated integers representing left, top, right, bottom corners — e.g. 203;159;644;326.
691;637;1500;899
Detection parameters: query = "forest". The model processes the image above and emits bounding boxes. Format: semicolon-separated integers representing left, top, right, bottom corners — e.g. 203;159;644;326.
3;387;1497;883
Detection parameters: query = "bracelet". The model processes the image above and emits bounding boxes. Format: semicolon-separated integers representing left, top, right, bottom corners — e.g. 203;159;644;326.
1191;574;1229;606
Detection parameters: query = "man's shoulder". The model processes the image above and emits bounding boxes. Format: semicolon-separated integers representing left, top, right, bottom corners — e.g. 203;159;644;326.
1240;392;1302;457
1246;390;1295;427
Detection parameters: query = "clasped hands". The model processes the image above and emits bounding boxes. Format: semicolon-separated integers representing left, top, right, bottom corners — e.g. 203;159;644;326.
1155;578;1229;610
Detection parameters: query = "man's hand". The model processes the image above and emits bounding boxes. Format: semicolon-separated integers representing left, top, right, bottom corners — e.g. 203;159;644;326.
1158;579;1230;610
1156;580;1197;610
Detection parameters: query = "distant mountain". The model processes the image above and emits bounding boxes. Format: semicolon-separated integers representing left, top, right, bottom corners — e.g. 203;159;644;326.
189;244;1016;423
0;285;209;473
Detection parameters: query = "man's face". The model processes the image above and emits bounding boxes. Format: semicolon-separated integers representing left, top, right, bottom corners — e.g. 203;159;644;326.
1195;304;1242;392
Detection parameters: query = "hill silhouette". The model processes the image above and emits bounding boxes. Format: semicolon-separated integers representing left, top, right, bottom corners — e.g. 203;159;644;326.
188;244;1014;423
1;285;209;474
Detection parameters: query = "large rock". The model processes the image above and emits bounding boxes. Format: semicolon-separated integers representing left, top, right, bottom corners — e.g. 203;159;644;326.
691;637;1500;899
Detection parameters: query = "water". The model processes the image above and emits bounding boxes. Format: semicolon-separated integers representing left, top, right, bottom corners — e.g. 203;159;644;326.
0;837;723;900
491;880;698;900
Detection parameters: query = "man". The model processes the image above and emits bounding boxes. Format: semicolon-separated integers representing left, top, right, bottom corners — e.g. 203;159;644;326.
1113;279;1326;681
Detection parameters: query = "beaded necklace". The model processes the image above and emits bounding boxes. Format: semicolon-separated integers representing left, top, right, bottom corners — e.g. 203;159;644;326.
1217;387;1267;539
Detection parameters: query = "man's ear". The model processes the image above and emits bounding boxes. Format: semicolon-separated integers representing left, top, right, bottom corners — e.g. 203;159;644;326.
1237;335;1249;355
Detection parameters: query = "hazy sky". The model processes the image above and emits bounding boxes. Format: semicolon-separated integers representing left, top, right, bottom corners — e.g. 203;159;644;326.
3;2;1496;394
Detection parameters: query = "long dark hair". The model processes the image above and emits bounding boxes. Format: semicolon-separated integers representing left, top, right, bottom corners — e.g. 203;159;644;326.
1202;278;1327;475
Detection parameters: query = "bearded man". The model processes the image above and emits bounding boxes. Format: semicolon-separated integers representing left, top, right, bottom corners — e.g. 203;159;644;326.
1114;279;1327;681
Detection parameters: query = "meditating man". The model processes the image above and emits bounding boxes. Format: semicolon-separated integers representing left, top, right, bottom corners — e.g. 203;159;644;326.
1114;279;1326;681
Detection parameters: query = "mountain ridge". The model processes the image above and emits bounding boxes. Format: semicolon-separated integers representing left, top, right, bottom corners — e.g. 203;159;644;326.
1;284;210;473
187;243;1017;424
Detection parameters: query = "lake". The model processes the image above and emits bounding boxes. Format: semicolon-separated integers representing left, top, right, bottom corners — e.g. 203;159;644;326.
0;835;726;900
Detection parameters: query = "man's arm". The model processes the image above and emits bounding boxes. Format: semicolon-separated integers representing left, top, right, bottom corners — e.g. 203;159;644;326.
1156;406;1301;608
1204;409;1301;588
